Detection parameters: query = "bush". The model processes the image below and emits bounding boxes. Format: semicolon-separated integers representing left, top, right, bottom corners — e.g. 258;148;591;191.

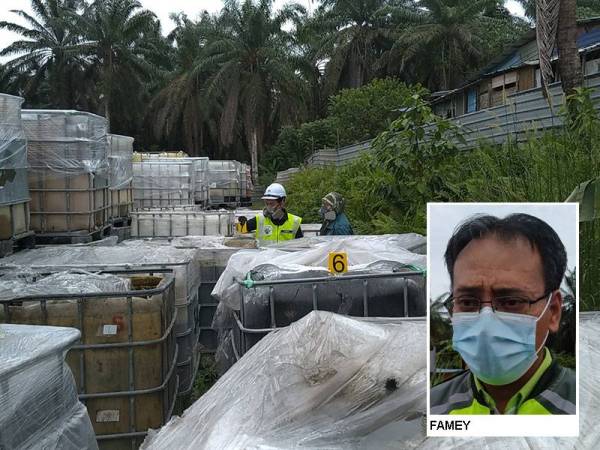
263;78;423;176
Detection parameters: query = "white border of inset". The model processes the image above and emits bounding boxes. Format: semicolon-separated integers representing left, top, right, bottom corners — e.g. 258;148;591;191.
426;202;579;437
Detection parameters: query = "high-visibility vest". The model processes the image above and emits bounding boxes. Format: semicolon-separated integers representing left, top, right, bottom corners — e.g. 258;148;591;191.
256;213;301;246
430;361;575;415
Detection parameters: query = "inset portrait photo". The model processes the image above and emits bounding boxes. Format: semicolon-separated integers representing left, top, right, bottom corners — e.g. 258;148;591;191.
427;203;578;437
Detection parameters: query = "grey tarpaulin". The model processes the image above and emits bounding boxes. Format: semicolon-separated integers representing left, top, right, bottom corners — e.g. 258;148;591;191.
0;323;98;450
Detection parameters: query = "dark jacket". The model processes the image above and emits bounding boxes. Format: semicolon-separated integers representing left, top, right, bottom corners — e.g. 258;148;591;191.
320;212;354;236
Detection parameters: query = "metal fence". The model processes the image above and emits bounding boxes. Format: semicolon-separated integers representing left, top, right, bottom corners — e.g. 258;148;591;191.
275;72;600;181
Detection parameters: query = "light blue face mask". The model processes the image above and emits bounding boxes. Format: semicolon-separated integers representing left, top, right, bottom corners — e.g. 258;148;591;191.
451;294;552;386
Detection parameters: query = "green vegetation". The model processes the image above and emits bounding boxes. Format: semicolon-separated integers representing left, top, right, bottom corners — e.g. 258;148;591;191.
288;87;597;311
191;354;220;402
0;0;529;179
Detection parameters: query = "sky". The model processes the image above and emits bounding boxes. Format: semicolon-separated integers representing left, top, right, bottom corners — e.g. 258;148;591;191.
428;204;578;300
0;0;525;58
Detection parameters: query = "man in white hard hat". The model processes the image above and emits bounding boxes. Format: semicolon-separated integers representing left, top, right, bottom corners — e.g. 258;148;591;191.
245;183;303;246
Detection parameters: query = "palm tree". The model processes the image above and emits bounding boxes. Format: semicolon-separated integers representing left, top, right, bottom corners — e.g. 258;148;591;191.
533;0;582;100
147;12;222;157
71;0;162;126
312;0;399;97
516;0;600;19
0;0;86;108
198;0;310;182
389;0;502;91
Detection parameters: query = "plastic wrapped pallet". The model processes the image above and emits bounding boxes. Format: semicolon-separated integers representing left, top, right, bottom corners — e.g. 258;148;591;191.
0;272;178;449
0;94;31;241
212;235;427;311
1;245;202;396
192;157;209;206
0;269;130;300
141;311;426;449
207;160;240;206
132;158;195;208
145;314;600;450
108;134;134;219
22;109;110;234
122;236;259;354
272;233;427;254
0;323;98;450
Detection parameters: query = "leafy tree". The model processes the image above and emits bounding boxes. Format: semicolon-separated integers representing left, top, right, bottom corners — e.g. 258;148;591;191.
197;0;310;182
312;0;399;97
265;78;415;175
0;0;86;108
146;12;222;156
71;0;163;127
389;0;510;90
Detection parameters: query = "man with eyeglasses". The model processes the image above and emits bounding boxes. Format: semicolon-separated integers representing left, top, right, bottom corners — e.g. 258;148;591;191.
430;213;575;415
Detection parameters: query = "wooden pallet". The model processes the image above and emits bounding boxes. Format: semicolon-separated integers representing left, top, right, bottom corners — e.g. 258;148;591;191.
34;224;112;245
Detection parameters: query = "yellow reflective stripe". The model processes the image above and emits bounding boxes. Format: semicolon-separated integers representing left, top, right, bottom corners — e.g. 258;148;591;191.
449;399;490;415
517;399;552;415
448;398;553;415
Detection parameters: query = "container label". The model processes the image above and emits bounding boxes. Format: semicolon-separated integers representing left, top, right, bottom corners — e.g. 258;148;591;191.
328;252;348;274
102;324;118;335
97;410;120;423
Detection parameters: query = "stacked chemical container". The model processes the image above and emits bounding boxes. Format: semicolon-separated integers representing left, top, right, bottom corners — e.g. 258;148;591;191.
239;163;253;206
108;134;134;222
207;160;240;207
22;109;110;241
132;155;195;208
0;94;31;250
191;157;209;206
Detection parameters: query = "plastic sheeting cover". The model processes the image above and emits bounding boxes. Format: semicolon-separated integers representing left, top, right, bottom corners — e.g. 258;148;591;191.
0;269;130;301
272;234;427;254
142;311;426;449
0;323;98;450
108;134;133;189
0;93;29;205
145;314;600;450
212;235;427;310
21;109;109;176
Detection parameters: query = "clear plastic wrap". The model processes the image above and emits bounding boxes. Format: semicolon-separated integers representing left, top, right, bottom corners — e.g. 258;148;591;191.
21;109;109;176
133;158;195;208
141;311;426;449
0;94;30;205
212;236;427;310
272;233;427;254
192;157;209;204
0;269;130;300
1;245;201;303
146;314;600;450
208;160;241;204
108;134;134;189
0;323;98;450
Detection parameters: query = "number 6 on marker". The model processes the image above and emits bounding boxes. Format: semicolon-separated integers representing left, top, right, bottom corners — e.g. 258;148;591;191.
328;252;348;274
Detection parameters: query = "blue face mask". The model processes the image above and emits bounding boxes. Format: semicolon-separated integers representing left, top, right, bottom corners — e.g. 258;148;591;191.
451;294;551;386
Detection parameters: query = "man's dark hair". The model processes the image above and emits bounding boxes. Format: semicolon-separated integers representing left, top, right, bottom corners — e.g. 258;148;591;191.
444;213;567;293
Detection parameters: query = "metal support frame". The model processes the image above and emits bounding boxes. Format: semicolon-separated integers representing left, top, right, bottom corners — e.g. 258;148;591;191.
0;268;179;448
234;269;425;359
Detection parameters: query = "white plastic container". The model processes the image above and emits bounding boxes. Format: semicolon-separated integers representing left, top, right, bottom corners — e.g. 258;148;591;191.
131;209;234;237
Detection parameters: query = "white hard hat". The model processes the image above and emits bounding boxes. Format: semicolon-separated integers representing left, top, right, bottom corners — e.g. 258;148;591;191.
262;183;286;199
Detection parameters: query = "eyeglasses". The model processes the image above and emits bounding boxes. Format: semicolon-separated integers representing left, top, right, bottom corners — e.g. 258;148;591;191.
444;292;550;316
